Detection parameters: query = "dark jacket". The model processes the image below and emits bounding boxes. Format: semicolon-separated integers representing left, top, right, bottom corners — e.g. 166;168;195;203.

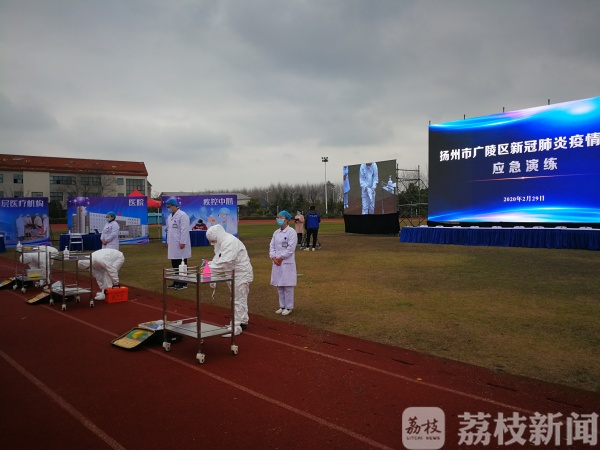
306;210;321;229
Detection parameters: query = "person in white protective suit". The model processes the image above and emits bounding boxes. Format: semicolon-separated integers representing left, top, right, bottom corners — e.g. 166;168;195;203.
20;246;58;286
78;248;125;301
205;224;254;337
343;165;350;209
359;162;378;215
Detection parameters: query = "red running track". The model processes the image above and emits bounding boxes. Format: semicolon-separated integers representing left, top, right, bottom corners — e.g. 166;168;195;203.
0;265;598;449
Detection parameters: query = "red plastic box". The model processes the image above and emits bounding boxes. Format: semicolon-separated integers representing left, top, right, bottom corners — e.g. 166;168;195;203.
105;286;128;304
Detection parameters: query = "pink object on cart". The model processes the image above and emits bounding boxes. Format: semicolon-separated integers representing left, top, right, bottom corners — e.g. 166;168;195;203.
201;259;211;280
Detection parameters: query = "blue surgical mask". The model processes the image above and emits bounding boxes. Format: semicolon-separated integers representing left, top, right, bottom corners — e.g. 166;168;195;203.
106;218;110;223
276;218;285;226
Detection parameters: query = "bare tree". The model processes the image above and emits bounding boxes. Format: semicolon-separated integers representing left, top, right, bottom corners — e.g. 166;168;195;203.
54;174;118;198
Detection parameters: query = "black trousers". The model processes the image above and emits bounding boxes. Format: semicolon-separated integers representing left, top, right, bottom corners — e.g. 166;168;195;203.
306;228;319;248
170;258;188;286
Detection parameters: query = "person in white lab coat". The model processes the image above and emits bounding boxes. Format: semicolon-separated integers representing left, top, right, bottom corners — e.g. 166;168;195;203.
270;210;297;316
20;245;58;286
42;214;50;237
78;248;125;301
206;224;254;336
16;214;25;240
359;162;378;214
101;211;120;249
165;198;191;290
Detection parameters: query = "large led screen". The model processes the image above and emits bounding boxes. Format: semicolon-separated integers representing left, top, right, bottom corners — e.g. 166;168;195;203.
428;96;600;225
343;159;397;215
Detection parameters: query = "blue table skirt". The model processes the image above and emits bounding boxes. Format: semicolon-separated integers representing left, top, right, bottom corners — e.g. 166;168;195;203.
190;231;209;247
59;234;103;251
399;227;600;250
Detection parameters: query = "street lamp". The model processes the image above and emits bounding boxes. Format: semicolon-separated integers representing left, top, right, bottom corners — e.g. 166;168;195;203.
321;157;329;214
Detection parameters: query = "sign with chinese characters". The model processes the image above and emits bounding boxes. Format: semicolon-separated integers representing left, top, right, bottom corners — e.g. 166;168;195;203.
428;96;600;224
67;196;149;244
0;198;50;247
161;195;238;243
402;408;598;448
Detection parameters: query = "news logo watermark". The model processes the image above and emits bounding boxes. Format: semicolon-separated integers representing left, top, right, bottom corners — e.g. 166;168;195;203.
402;407;445;449
402;408;598;449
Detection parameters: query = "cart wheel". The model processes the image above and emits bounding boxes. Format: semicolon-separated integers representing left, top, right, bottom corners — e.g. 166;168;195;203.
49;298;54;305
61;304;66;311
90;300;94;308
21;287;26;293
196;353;206;364
13;284;17;290
163;342;171;352
76;296;81;303
231;345;239;355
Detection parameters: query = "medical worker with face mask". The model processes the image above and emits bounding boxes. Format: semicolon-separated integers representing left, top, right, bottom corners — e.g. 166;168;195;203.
165;198;191;289
270;210;297;316
206;224;254;336
101;211;120;250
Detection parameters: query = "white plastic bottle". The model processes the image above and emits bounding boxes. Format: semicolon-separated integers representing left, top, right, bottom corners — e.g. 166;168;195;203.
179;261;188;276
16;241;22;251
64;247;70;258
388;175;393;186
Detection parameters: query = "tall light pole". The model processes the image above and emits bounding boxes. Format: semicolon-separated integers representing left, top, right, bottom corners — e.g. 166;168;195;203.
321;157;328;214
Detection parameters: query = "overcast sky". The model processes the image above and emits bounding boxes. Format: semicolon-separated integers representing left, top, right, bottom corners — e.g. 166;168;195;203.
1;0;599;195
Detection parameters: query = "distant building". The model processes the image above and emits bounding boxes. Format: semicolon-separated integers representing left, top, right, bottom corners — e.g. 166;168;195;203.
0;154;150;206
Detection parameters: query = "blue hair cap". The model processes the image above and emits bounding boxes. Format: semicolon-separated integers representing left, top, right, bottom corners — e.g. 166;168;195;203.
106;211;116;218
166;199;178;207
277;210;292;220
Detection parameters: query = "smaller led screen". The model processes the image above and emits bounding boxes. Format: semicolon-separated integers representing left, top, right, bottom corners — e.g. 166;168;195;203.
343;159;397;215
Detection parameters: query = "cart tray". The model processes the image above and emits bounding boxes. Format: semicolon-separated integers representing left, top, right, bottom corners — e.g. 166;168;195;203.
166;321;231;339
51;287;91;296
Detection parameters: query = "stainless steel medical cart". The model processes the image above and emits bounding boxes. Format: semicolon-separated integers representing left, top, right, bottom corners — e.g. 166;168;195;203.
50;250;95;311
161;266;238;364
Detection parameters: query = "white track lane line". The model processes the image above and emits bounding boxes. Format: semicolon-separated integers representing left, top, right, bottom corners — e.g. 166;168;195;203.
0;349;128;450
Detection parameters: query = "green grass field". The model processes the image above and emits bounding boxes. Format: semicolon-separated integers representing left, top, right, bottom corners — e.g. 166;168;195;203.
4;220;599;392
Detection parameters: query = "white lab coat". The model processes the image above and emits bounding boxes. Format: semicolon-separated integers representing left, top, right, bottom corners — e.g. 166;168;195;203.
207;224;253;330
269;225;297;287
20;246;58;283
167;208;191;260
101;220;120;249
78;248;125;292
42;215;50;237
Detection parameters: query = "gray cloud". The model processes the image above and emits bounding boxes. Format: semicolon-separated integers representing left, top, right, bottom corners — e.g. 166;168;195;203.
1;0;599;193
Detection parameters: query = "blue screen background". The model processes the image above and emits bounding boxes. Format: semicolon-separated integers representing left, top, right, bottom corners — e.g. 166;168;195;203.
428;97;600;224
